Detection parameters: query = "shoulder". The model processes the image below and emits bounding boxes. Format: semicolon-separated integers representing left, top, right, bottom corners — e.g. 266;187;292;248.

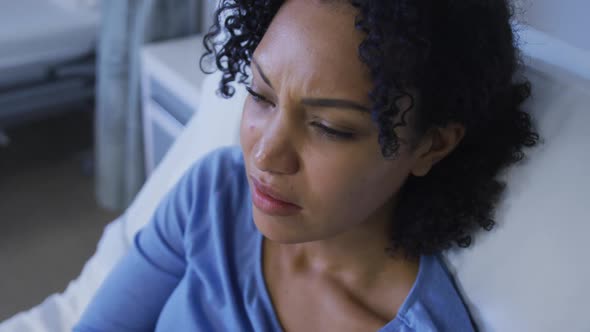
185;146;245;186
178;146;247;201
395;255;475;332
178;146;256;262
155;146;248;235
178;145;251;230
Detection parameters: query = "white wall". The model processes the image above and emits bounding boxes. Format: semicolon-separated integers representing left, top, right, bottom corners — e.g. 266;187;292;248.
197;0;590;53
519;0;590;51
200;0;218;33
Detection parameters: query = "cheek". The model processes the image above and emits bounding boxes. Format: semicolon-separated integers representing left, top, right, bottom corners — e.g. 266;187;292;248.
239;103;262;157
304;155;410;224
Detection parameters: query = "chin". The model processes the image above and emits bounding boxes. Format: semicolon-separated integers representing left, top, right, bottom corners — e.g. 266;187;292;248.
252;209;313;244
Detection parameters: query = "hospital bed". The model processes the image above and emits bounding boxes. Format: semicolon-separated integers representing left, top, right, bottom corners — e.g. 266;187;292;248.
1;25;589;331
0;0;99;128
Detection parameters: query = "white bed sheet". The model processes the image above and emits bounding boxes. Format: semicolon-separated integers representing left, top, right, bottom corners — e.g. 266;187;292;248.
0;0;99;71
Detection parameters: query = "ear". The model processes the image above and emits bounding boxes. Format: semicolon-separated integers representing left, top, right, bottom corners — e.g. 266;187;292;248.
410;123;465;177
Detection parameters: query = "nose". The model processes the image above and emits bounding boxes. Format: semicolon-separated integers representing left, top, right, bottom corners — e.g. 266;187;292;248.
253;115;300;175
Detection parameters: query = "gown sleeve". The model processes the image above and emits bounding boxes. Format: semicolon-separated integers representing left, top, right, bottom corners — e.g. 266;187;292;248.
73;161;203;332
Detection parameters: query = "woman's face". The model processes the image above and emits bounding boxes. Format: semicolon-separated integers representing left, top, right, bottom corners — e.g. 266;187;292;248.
241;0;422;244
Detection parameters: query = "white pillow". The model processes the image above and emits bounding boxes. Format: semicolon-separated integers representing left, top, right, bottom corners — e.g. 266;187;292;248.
444;28;590;331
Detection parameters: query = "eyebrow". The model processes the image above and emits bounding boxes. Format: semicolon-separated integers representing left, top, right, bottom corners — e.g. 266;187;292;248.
251;57;371;113
301;98;370;112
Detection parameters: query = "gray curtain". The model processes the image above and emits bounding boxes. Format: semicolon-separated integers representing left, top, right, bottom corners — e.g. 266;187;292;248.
95;0;201;211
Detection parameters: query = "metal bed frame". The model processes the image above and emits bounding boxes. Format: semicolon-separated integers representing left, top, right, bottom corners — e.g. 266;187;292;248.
0;53;96;134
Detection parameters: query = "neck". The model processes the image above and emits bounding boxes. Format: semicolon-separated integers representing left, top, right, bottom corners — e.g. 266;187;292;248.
272;202;409;282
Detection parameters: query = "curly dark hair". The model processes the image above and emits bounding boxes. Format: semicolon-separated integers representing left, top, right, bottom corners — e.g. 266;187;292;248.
200;0;539;257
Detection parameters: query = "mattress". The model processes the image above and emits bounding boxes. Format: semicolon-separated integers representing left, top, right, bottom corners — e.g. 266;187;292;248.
0;0;99;84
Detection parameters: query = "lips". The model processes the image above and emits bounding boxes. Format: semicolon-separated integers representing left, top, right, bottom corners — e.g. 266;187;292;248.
250;177;302;216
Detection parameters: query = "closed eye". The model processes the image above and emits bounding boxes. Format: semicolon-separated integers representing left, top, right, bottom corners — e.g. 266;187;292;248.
311;122;355;140
245;86;275;107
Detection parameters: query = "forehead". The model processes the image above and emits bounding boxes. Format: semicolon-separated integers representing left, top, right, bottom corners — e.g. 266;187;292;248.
252;0;372;98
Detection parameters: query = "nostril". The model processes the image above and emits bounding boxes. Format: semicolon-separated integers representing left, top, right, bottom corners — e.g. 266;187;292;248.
255;149;268;164
253;147;299;175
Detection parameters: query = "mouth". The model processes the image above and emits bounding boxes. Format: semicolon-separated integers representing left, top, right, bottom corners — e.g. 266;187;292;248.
250;177;302;216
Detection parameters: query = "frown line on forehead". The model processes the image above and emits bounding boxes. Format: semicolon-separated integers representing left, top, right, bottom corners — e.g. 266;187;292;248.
251;56;370;113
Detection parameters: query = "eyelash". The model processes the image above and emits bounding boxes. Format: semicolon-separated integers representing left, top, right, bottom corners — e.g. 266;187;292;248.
245;86;274;106
245;86;355;140
311;122;355;140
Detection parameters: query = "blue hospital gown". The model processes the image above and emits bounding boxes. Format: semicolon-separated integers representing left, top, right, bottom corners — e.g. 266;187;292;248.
74;147;475;332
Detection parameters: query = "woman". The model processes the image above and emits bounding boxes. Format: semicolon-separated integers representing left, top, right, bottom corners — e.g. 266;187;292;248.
75;0;538;331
